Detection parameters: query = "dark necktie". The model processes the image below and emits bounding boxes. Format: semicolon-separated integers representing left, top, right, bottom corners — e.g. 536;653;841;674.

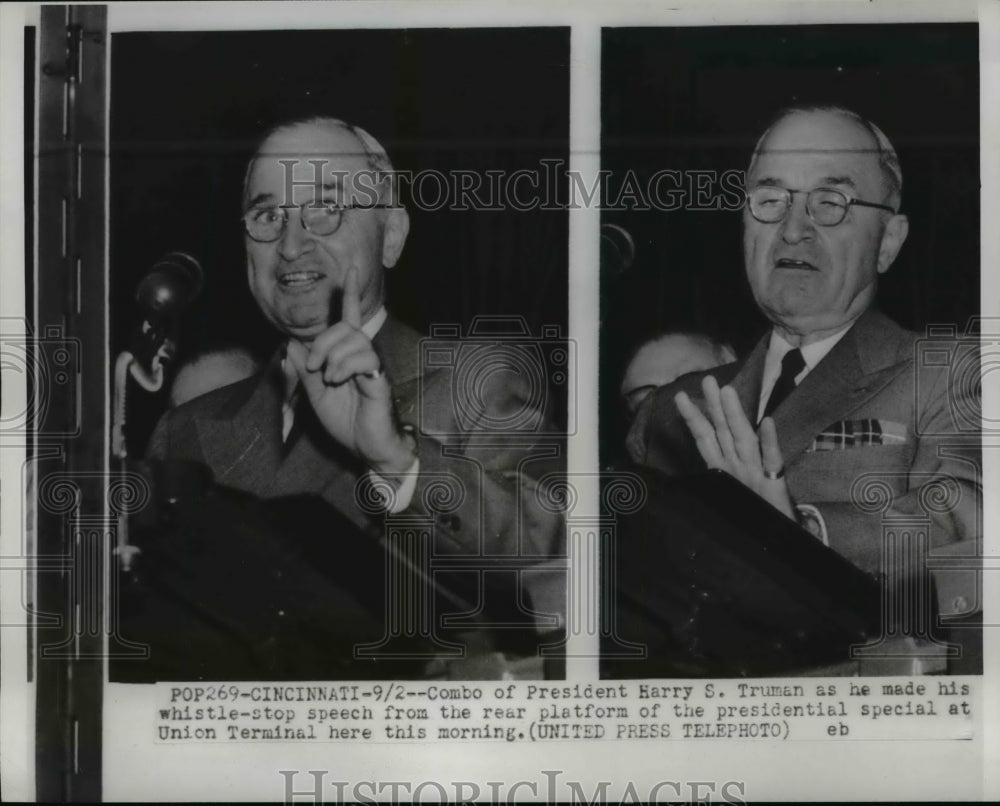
761;348;805;422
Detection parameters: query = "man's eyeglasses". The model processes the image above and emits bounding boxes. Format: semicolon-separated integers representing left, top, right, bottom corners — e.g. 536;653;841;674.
242;202;393;243
745;186;896;227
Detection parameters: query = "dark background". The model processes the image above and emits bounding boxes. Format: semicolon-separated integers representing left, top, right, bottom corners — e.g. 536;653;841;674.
110;28;569;452
600;24;979;464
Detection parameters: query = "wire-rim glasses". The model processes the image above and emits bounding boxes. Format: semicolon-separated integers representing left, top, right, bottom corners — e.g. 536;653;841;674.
243;202;394;243
745;186;896;227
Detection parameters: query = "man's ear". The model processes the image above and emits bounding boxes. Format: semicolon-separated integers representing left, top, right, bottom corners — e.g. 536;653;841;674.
381;207;410;268
876;213;909;275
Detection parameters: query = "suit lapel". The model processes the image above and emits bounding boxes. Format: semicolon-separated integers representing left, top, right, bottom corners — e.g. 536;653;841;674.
729;335;769;420
191;346;353;501
374;315;423;387
774;309;912;467
373;315;425;425
191;315;426;512
193;355;286;497
272;405;361;503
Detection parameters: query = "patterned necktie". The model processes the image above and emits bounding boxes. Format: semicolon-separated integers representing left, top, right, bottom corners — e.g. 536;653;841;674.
761;347;805;422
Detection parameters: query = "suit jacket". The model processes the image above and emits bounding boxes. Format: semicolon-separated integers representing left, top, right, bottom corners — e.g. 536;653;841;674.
627;308;981;616
148;315;564;561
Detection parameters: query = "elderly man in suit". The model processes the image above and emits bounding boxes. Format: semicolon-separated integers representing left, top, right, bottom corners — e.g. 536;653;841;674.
148;118;563;624
628;106;980;629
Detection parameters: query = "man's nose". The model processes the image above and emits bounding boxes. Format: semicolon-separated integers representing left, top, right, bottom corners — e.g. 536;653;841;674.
278;210;313;260
779;196;815;244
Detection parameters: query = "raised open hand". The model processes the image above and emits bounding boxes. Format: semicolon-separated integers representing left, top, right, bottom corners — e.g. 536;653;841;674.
674;375;794;519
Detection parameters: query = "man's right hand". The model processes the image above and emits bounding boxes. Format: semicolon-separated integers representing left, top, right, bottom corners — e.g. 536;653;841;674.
285;266;416;478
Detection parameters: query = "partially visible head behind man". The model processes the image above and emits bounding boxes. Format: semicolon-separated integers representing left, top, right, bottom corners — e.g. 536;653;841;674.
169;346;260;407
743;106;909;345
621;332;737;416
242;117;410;342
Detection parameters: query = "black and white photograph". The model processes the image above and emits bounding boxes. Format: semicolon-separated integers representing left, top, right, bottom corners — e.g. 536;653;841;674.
102;27;571;685
10;13;573;800
0;2;995;803
600;24;984;679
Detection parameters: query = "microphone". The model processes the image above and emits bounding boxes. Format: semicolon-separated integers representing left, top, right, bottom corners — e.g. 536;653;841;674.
600;223;636;276
135;251;203;318
130;252;203;379
112;252;204;496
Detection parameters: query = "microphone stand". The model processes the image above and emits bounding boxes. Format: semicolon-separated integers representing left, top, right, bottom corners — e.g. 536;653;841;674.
111;334;174;572
111;251;201;572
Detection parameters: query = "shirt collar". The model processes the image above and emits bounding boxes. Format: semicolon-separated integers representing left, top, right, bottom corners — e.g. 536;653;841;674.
757;323;852;421
766;324;850;374
361;305;389;340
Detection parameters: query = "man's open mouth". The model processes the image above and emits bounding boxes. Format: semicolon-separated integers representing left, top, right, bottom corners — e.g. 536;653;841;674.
279;270;324;287
774;258;818;271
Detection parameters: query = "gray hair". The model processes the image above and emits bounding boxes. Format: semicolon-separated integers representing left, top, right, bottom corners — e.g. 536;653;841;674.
748;105;902;208
243;116;398;205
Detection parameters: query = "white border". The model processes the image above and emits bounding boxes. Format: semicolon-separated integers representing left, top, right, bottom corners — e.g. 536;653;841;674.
0;3;39;802
105;0;978;30
0;0;994;801
978;0;999;799
566;22;601;679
